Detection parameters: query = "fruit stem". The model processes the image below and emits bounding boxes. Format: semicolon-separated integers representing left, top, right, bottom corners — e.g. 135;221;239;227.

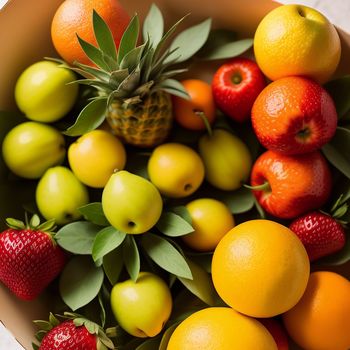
244;182;271;192
194;110;212;137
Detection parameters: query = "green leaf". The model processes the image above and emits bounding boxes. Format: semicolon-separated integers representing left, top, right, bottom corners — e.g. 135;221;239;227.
49;313;60;327
218;187;255;214
158;79;190;99
159;323;180;350
325;75;350;118
322;127;350;179
79;202;110;226
141;234;192;279
64;98;107;136
56;222;101;254
103;246;124;285
317;233;350;266
92;10;118;61
73;61;110;81
171;206;192;225
33;320;53;331
122;235;140;282
186;252;213;273
76;35;110;71
153;14;189;63
165;18;211;63
120;44;145;71
98;292;106;328
200;38;253;60
117;15;140;65
92;226;126;262
59;256;104;311
178;260;216;306
109;69;129;87
156;211;194;237
136;338;161;350
32;342;40;350
142;3;164;48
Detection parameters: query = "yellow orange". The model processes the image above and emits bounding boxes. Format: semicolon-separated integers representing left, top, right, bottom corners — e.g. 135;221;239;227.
212;219;310;317
166;307;278;350
254;4;341;83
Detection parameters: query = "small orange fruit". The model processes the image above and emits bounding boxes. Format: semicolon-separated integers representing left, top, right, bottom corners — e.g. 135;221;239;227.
51;0;130;65
212;219;310;317
166;307;278;350
283;271;350;350
182;198;234;252
172;79;216;131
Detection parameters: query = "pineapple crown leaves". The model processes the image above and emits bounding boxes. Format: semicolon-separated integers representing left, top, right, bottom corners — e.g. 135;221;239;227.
56;4;212;137
32;312;115;350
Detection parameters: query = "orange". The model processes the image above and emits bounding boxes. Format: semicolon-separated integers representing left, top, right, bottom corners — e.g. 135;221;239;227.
254;4;341;83
68;130;126;188
283;271;350;350
211;219;310;317
172;79;216;131
181;198;235;252
166;307;278;350
51;0;130;65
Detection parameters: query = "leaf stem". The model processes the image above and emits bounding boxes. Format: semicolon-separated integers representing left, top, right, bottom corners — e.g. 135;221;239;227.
244;182;271;192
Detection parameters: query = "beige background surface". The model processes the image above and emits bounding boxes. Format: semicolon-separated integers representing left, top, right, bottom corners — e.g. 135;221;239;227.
0;0;349;349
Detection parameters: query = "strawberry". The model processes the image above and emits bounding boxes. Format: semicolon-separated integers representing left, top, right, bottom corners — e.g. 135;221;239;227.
289;211;346;262
212;57;266;123
0;215;66;300
33;313;114;350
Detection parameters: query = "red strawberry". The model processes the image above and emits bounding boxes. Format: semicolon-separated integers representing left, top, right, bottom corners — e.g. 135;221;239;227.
212;57;266;123
34;313;114;350
289;211;346;262
0;215;66;300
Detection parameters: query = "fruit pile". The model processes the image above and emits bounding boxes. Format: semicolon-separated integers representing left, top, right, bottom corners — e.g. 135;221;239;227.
0;1;350;349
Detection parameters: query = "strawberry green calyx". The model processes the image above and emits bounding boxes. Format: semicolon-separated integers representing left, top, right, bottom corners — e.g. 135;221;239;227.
32;313;60;349
64;312;115;350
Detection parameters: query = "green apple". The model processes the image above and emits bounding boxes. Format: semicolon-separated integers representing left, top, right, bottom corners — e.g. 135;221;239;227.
2;121;65;179
15;61;78;123
102;171;163;234
36;166;89;225
198;129;252;190
111;272;173;337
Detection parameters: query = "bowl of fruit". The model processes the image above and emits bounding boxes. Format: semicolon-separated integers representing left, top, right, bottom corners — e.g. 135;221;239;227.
0;0;350;349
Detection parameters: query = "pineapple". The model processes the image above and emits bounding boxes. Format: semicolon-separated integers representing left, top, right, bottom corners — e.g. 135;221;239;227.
58;4;212;147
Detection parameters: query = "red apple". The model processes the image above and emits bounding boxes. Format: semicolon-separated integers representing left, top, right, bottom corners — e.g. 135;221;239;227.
212;57;266;123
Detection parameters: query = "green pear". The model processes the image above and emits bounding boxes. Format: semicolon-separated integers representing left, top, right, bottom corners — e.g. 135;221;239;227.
36;166;89;225
102;171;163;234
199;129;252;190
2;121;65;179
110;272;173;337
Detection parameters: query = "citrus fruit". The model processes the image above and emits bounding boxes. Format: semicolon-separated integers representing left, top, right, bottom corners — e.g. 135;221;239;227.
211;219;310;317
166;307;278;350
172;79;216;131
51;0;130;65
181;198;235;251
15;61;78;123
254;4;341;83
251;76;337;155
68;130;126;188
250;150;332;219
148;143;205;198
283;271;350;350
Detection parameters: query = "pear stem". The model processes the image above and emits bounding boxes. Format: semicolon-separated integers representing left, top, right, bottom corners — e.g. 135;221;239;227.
194;110;212;137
